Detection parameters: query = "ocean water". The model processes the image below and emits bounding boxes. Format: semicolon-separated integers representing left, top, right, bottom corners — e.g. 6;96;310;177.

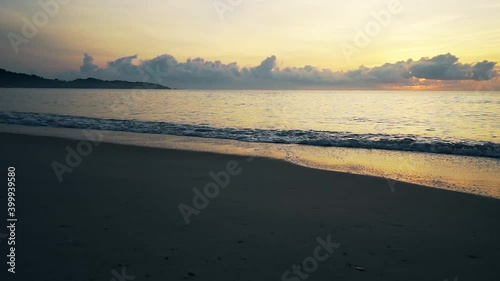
0;89;499;197
0;89;499;157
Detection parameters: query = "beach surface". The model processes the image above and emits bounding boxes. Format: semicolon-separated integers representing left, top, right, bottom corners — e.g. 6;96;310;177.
1;132;499;281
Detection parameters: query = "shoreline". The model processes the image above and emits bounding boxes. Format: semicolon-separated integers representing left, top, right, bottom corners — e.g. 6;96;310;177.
1;124;499;199
0;132;499;280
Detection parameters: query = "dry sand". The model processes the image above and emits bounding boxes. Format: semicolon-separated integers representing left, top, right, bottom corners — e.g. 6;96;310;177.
0;132;499;281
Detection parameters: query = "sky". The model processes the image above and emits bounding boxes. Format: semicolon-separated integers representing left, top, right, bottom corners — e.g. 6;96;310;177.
0;0;499;90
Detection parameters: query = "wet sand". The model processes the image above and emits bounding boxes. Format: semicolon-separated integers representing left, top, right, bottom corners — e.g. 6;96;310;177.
0;132;499;281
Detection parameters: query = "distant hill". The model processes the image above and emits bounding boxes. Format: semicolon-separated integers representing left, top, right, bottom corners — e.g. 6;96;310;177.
0;68;171;89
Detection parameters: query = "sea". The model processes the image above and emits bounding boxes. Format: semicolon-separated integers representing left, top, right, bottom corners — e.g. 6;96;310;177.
0;89;499;198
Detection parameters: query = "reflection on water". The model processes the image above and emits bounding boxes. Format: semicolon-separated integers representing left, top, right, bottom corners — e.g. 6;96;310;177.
0;89;498;142
1;89;498;198
283;145;500;198
1;125;498;199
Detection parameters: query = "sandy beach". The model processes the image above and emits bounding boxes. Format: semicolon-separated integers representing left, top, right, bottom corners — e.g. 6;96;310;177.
1;132;499;281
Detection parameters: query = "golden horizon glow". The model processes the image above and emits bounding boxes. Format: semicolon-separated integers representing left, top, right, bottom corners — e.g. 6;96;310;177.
0;0;499;89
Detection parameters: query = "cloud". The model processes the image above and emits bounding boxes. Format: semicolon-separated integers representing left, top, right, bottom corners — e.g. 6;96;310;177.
69;52;497;89
80;53;99;73
107;55;141;77
251;55;277;79
407;53;497;82
409;53;471;80
472;60;497;80
368;61;413;83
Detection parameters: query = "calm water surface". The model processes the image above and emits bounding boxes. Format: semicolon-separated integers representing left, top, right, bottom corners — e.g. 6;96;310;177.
0;89;498;197
0;89;498;143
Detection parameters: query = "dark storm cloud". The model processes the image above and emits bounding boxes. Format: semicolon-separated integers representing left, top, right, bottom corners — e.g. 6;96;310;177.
71;53;497;89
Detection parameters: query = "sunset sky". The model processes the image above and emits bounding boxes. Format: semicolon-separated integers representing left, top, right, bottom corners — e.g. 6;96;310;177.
1;0;499;89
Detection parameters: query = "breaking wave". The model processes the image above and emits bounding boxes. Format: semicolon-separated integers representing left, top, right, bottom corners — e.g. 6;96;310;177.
1;111;498;159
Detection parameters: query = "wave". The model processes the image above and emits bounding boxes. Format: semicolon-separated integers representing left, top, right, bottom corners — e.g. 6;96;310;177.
1;111;499;159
